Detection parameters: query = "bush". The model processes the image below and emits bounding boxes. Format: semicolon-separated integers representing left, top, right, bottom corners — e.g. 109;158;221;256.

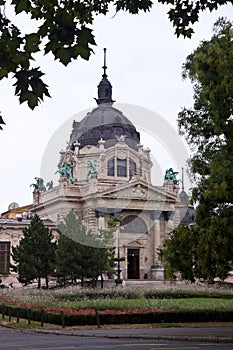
53;289;233;302
1;304;233;326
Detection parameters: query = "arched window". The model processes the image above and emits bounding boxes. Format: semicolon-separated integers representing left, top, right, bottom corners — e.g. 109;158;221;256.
129;159;136;178
121;215;148;234
107;157;115;176
107;157;136;178
117;158;127;177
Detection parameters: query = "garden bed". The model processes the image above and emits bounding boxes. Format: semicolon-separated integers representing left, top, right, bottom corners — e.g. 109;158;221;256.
0;285;233;326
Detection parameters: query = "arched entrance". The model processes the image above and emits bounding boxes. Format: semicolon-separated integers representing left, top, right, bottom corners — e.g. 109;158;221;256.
120;215;148;234
121;215;148;279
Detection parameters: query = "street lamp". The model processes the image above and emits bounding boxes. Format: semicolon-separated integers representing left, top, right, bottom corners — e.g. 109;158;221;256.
115;223;123;286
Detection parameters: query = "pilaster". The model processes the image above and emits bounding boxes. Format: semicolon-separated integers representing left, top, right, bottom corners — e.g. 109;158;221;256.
151;210;162;263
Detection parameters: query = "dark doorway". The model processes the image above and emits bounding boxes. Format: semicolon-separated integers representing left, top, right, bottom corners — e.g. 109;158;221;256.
127;249;140;279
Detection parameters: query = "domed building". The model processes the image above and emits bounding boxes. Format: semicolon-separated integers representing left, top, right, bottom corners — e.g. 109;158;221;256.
31;50;187;281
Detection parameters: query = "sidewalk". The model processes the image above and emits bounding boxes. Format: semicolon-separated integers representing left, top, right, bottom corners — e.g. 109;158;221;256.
35;325;233;343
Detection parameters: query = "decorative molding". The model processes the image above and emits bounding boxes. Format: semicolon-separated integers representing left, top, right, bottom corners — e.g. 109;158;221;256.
117;151;126;160
132;184;146;197
151;210;162;220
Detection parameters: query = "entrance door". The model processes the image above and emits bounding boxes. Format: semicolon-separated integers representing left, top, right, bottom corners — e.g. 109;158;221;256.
127;249;139;279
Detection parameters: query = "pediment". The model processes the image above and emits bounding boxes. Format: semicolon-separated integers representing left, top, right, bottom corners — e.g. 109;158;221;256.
98;180;177;203
125;240;143;248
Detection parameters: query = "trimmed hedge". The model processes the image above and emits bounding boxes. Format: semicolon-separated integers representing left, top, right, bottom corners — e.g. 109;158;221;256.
1;304;233;326
53;289;233;301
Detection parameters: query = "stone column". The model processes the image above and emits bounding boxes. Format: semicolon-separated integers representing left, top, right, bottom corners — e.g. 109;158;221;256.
33;189;40;205
98;138;105;152
163;210;175;240
96;210;105;230
73;141;81;156
151;210;162;264
73;142;81;181
88;207;97;232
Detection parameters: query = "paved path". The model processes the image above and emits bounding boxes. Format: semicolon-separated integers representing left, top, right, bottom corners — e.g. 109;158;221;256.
36;325;233;343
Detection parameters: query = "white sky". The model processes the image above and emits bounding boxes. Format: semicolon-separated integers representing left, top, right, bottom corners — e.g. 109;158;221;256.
0;3;232;213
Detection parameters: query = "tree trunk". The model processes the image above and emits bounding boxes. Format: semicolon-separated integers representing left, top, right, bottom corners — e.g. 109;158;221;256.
45;276;49;289
101;274;104;289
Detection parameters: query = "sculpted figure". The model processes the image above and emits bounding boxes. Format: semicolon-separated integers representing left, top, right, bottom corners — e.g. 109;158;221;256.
30;177;46;192
56;162;75;184
86;161;98;181
164;168;180;185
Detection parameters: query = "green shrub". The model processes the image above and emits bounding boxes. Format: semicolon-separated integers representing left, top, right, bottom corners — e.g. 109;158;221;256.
1;303;233;326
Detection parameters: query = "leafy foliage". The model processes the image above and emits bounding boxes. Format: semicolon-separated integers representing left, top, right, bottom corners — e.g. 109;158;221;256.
10;214;56;288
164;18;233;282
162;0;232;38
159;224;197;282
0;1;231;128
55;210;115;287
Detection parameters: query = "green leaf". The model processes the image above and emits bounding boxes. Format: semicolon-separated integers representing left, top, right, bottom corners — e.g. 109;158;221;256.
12;0;31;14
27;91;39;110
76;46;91;60
14;68;50;109
0;68;9;79
78;26;96;48
12;51;28;64
19;91;33;104
29;77;51;99
25;33;41;53
55;48;72;66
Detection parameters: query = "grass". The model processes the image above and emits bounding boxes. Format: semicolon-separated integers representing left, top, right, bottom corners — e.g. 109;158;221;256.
3;320;44;329
1;286;233;312
0;285;232;330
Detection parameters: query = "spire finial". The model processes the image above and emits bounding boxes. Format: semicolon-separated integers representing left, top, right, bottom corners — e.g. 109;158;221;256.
95;48;114;105
181;167;184;191
103;48;107;77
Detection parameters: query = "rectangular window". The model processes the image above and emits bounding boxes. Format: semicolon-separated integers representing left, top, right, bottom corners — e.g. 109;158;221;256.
0;242;10;274
129;159;136;178
117;158;127;177
107;157;115;176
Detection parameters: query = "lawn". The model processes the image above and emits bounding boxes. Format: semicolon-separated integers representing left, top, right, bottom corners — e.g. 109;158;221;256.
1;285;233;312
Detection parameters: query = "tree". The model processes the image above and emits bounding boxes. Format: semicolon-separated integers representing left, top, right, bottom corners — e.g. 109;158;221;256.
0;1;232;129
56;210;115;287
174;18;233;282
92;217;119;288
159;223;197;282
11;214;56;288
55;232;81;285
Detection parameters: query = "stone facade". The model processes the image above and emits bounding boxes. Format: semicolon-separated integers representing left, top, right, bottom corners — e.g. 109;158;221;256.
0;51;191;283
0;217;57;286
32;134;182;280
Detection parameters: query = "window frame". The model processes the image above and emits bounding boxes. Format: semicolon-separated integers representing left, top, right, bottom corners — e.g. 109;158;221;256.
0;242;10;274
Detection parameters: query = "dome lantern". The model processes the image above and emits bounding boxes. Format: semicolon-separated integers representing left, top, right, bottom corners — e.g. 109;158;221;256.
95;48;114;105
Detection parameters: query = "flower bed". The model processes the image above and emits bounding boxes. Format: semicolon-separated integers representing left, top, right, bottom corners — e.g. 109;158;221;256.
1;293;233;326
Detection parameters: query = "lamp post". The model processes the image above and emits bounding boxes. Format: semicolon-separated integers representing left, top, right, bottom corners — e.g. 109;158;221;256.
115;223;123;286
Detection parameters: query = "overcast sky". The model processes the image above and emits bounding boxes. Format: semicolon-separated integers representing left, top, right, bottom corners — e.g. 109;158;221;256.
0;3;232;213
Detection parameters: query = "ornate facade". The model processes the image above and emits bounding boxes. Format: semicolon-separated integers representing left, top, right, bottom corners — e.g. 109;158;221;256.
0;50;191;283
31;51;188;281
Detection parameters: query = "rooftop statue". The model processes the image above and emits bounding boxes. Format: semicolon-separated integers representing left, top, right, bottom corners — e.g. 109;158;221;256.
86;161;98;181
46;180;53;190
164;168;180;185
30;177;46;192
56;162;75;184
